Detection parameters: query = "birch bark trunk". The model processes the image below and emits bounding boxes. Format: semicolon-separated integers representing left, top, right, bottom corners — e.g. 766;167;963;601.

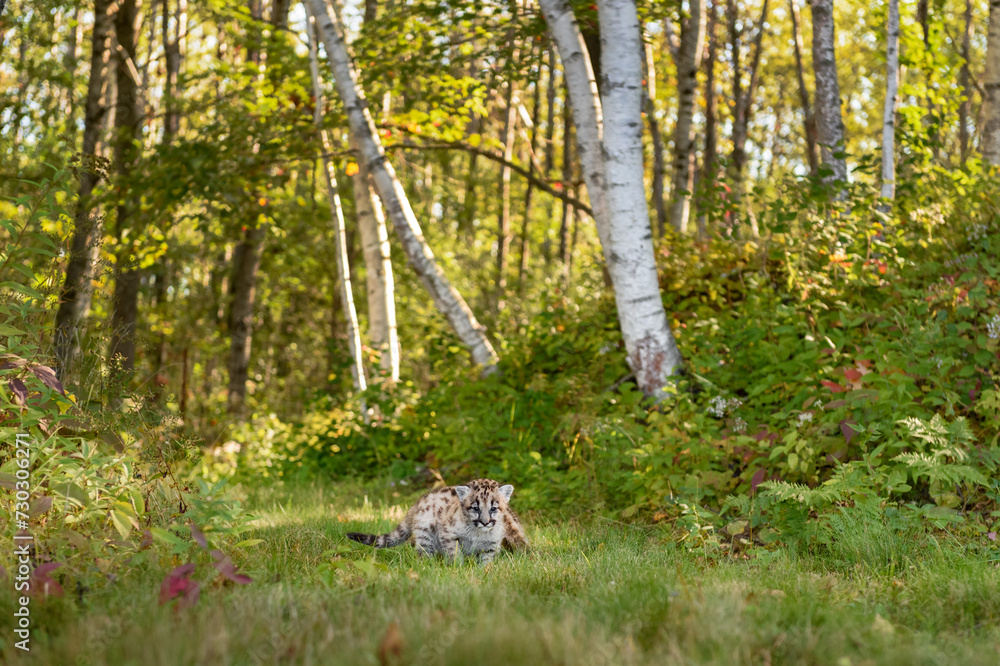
306;5;368;396
982;0;1000;165
959;0;973;162
668;0;705;234
351;142;400;382
307;0;498;370
54;0;114;380
597;0;684;396
809;0;848;184
880;0;900;203
789;0;819;176
496;79;518;303
537;0;612;251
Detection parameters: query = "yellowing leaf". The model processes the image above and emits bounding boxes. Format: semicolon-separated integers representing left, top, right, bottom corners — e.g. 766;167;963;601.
468;133;481;148
345;162;360;176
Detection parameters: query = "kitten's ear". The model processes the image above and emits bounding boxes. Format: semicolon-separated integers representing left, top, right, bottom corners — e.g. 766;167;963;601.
454;486;471;500
499;485;514;501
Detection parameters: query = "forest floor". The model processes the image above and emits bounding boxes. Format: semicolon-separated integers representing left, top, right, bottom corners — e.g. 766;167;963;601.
12;482;1000;666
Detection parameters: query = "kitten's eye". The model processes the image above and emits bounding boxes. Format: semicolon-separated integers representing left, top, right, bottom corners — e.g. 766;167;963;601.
490;507;498;514
471;506;480;513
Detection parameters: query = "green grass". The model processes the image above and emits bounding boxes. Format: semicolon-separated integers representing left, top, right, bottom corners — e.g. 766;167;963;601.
5;482;1000;665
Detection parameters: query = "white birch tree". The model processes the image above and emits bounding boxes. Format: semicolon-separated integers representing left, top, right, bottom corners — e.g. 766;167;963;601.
306;5;367;396
541;0;683;397
809;0;848;185
880;0;900;203
306;0;498;371
351;139;400;383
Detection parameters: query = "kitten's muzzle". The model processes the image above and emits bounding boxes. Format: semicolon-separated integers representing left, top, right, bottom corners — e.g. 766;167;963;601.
474;519;496;529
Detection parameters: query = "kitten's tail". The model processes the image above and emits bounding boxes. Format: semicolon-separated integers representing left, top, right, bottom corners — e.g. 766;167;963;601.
346;523;411;548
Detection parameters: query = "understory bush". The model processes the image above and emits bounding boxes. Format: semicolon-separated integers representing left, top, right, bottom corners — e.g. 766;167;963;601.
1;173;253;604
213;162;999;550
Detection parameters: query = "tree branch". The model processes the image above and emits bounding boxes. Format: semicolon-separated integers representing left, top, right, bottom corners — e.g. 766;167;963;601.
382;139;594;218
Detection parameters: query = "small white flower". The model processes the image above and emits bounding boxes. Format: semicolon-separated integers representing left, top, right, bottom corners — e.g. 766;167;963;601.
988;314;1000;341
733;418;747;434
797;412;813;426
931;356;945;369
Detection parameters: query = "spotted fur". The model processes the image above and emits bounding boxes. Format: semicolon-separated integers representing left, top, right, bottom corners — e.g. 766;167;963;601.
346;479;527;564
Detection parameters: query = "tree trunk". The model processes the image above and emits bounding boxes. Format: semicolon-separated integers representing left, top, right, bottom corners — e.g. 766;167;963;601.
729;0;768;191
308;0;498;370
880;0;900;204
518;71;544;293
226;224;266;414
810;0;848;183
351;141;400;382
982;0;1000;165
352;0;399;382
644;40;668;237
162;0;187;141
558;100;574;274
496;78;518;304
698;0;719;238
108;0;143;378
789;0;819;176
959;0;973;162
597;0;684;396
537;0;612;251
668;0;705;234
543;44;558;264
54;0;115;380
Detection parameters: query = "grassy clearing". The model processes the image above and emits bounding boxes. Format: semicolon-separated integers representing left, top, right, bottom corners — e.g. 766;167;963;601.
5;482;1000;666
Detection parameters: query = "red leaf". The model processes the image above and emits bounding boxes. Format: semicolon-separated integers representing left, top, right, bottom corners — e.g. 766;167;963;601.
29;365;65;395
31;563;64;599
839;420;858;445
159;563;200;607
821;380;847;393
844;368;863;383
8;377;27;404
211;554;252;585
750;469;766;493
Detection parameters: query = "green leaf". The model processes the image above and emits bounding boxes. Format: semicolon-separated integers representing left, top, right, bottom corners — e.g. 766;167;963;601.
234;539;264;548
150;527;185;545
0;324;27;336
0;281;42;300
111;509;134;540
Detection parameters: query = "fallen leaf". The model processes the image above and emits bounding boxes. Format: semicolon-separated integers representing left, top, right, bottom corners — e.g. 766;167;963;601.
377;621;404;666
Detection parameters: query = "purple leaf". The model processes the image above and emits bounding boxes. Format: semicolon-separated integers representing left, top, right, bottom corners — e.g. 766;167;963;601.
29;495;53;518
750;469;766;494
33;563;62;577
212;554;252;585
988;532;997;542
30;365;65;395
8;377;27;404
189;523;208;550
31;563;64;599
139;530;154;550
0;357;27;370
840;420;859;445
209;549;226;562
159;563;200;607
